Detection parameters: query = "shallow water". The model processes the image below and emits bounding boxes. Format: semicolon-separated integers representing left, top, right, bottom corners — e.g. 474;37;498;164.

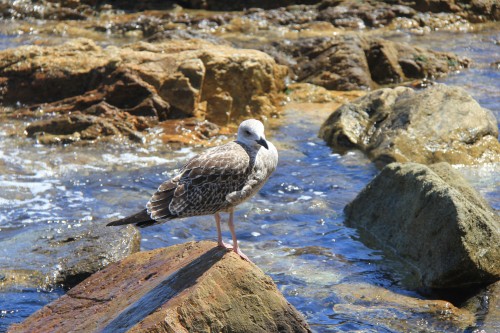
0;22;499;332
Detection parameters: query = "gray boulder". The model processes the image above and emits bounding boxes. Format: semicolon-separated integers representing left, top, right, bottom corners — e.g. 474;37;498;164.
344;162;500;289
332;282;475;331
320;84;500;167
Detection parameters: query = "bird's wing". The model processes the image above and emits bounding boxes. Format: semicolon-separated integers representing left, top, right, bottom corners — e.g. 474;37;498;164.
147;142;252;220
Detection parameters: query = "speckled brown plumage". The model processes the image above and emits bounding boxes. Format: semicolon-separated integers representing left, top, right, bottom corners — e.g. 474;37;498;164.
147;141;259;220
107;119;278;259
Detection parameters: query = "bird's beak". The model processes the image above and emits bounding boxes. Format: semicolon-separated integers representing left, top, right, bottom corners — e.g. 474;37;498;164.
256;137;269;150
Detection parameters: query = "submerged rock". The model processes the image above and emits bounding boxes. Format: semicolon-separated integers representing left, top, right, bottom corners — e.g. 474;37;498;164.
320;84;500;166
0;223;140;290
481;281;500;331
344;162;500;289
461;280;500;331
156;118;223;146
9;241;311;333
0;38;287;144
332;282;475;331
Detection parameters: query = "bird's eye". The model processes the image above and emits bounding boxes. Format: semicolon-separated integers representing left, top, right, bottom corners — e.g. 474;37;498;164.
245;130;251;135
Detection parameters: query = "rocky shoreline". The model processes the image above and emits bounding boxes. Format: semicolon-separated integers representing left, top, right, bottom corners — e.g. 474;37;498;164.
0;0;483;146
1;0;499;332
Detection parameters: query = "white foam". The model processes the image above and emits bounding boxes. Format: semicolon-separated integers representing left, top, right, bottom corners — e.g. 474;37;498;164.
102;152;170;166
0;180;54;196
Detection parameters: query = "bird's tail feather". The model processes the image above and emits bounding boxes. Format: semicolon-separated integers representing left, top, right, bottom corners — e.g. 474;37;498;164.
107;209;155;228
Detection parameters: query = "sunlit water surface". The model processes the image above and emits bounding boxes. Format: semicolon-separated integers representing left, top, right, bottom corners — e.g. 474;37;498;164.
0;24;499;332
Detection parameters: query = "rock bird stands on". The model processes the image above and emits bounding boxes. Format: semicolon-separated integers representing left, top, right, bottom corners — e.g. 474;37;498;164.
107;119;278;260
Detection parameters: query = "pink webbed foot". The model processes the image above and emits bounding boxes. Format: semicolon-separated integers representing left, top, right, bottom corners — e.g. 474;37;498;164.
217;241;233;250
216;242;251;262
234;247;251;262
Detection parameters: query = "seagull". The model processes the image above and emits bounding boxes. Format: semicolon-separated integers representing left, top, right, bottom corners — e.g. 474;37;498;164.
107;119;278;260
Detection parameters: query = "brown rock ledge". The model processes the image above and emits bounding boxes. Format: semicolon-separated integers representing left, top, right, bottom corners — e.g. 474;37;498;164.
0;38;287;144
9;241;310;333
259;34;469;91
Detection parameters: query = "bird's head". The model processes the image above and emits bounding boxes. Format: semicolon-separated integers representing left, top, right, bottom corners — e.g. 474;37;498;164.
237;119;269;150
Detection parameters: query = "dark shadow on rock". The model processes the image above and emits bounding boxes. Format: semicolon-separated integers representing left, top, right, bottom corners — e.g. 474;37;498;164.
101;246;228;333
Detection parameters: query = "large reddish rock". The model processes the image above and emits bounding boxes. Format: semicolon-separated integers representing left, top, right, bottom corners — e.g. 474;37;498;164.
9;241;310;333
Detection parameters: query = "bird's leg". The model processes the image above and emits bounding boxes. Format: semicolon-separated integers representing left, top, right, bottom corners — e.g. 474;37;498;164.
215;212;231;249
227;208;250;262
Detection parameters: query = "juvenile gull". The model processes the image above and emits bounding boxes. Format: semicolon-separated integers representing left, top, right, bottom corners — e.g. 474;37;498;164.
107;119;278;260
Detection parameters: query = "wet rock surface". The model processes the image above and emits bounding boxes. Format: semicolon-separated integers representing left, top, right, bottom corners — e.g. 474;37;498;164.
344;162;500;289
461;280;500;331
9;241;311;333
0;223;140;290
0;38;287;144
320;84;500;166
